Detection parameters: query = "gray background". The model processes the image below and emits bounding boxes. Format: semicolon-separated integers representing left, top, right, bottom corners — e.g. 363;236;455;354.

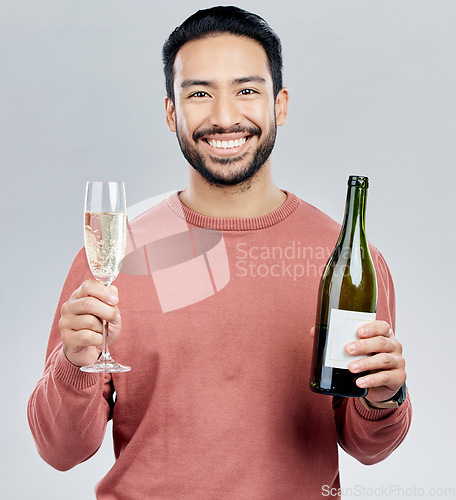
1;0;455;498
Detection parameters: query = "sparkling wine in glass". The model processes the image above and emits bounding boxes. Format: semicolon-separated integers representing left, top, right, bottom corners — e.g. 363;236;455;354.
80;181;131;373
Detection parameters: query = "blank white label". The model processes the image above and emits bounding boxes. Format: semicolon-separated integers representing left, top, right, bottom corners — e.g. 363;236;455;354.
325;309;376;369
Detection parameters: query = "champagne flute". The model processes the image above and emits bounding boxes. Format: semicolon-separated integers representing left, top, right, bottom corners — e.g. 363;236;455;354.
80;181;131;373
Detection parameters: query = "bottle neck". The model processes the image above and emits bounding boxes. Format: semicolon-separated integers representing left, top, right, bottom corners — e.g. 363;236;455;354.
340;185;368;245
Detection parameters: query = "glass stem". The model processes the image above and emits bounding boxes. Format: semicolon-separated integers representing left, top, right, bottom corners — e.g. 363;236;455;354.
100;320;112;362
100;281;113;362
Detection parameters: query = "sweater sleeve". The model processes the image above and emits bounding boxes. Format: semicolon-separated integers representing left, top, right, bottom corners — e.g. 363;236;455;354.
332;251;412;465
333;392;411;465
27;249;114;471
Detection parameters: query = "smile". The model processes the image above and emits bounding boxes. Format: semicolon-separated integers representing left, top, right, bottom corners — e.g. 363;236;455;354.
206;137;248;150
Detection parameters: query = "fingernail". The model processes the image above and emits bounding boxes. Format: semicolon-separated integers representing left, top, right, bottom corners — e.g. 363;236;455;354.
114;314;121;324
109;295;118;304
351;362;360;372
358;327;366;336
347;343;356;354
357;378;367;387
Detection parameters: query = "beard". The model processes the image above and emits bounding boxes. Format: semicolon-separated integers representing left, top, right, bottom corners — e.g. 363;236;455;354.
176;122;277;187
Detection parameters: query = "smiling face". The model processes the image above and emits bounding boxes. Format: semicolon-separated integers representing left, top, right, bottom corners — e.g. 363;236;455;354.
165;34;288;187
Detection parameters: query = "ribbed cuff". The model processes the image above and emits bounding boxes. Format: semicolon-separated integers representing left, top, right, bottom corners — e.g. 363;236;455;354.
354;397;398;421
54;348;100;389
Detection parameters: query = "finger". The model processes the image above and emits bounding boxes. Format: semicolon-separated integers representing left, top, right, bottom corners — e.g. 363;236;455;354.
354;368;406;390
348;351;405;374
357;320;393;339
66;296;119;323
105;318;122;347
63;313;104;334
346;335;401;356
62;313;121;354
72;280;119;306
62;328;104;350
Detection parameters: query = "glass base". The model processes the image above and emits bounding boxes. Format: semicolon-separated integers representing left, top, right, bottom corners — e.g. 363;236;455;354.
80;356;131;373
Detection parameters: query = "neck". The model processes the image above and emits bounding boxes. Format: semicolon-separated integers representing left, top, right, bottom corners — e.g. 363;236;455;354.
179;162;286;218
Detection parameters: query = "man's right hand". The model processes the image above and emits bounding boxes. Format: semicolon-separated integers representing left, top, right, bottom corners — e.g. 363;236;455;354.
59;280;121;367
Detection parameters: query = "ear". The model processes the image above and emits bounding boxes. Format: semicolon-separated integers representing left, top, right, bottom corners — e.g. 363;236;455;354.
165;96;176;132
275;87;289;126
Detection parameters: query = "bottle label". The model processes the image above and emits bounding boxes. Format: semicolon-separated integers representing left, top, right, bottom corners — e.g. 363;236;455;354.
325;309;376;369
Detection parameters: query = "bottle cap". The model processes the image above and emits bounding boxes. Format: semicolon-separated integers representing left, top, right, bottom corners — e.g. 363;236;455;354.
348;176;369;188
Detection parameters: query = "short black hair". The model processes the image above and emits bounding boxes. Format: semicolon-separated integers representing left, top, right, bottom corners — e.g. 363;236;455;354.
162;6;283;103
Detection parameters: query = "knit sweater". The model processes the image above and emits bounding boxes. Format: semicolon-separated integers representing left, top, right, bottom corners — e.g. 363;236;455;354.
28;191;411;499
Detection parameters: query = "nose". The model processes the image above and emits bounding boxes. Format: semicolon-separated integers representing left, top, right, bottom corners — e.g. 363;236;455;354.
209;93;242;130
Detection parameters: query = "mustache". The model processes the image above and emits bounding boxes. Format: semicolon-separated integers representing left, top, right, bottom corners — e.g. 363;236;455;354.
193;125;261;142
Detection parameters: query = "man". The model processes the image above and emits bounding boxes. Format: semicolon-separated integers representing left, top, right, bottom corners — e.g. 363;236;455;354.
28;6;411;499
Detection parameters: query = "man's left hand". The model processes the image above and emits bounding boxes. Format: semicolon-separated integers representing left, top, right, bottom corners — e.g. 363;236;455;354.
346;321;406;403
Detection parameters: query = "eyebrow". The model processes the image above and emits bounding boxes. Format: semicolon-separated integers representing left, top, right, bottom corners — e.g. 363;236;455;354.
232;76;267;85
180;75;267;89
180;79;211;89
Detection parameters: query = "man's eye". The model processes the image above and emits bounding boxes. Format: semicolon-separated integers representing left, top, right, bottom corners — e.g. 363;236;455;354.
239;89;256;96
190;91;209;98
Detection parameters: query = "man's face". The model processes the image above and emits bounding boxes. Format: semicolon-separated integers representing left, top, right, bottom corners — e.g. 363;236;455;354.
165;34;288;187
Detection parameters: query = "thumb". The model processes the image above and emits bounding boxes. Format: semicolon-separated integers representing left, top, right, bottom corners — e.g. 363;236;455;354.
106;311;122;346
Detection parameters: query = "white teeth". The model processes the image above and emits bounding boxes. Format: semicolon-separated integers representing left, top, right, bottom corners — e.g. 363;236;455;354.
208;137;247;149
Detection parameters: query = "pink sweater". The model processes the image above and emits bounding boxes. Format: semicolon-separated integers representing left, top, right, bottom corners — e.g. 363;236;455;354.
28;192;411;499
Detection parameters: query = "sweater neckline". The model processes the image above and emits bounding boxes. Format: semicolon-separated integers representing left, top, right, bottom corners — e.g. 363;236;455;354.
166;191;299;231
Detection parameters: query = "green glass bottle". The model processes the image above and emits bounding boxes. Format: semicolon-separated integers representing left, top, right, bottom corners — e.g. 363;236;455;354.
310;176;377;397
